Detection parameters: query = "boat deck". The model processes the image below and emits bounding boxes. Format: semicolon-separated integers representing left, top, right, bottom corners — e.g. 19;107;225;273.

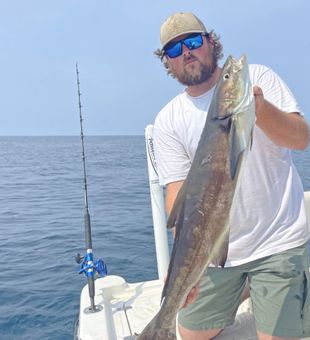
78;274;309;340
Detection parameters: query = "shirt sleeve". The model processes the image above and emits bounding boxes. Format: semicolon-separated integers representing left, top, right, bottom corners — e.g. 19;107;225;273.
153;104;191;186
250;64;303;115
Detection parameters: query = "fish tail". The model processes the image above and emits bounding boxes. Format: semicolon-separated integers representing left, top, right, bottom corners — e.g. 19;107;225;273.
136;313;176;340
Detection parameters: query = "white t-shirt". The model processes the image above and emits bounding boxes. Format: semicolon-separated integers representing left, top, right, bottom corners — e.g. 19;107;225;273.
154;64;310;267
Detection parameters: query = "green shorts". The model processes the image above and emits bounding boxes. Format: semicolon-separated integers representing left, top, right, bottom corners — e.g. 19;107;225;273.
178;243;310;338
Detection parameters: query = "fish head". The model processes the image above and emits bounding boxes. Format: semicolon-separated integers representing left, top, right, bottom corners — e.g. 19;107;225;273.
212;54;255;179
213;54;251;119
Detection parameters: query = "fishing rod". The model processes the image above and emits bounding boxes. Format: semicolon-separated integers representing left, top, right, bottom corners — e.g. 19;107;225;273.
75;63;107;313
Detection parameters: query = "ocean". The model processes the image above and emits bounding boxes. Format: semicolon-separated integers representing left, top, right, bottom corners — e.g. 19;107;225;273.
0;136;309;340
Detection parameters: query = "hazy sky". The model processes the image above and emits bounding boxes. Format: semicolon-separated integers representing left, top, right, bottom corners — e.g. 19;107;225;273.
1;0;309;135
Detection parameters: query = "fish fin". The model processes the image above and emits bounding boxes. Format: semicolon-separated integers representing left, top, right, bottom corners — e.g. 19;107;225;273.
166;182;186;229
211;245;228;267
229;118;245;179
250;128;254;151
210;229;229;267
219;237;229;267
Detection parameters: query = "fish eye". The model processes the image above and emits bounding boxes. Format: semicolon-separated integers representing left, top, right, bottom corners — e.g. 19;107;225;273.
223;73;230;80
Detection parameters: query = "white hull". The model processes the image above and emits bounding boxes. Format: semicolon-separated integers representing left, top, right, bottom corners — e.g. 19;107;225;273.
76;275;256;340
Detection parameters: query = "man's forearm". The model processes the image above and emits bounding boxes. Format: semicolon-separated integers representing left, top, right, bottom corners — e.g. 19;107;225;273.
254;86;310;150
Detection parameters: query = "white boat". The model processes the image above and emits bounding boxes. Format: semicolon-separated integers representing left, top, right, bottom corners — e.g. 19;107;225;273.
74;125;310;340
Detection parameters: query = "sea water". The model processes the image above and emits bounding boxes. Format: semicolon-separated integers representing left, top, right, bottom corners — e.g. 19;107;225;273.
0;136;309;340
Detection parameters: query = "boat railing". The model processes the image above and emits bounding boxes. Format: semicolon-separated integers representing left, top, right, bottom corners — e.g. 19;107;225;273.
145;124;170;279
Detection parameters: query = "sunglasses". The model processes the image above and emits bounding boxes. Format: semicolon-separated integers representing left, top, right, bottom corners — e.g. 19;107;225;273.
163;33;205;59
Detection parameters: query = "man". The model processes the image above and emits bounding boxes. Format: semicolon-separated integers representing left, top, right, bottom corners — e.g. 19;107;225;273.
153;12;310;340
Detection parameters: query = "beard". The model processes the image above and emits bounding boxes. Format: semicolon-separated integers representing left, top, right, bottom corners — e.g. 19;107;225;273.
174;51;217;86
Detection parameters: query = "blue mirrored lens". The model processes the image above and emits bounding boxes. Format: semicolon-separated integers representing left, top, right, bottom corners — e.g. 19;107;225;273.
164;33;203;58
164;41;182;58
184;34;203;50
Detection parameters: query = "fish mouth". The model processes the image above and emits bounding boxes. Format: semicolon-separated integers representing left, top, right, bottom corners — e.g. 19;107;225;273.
216;112;232;120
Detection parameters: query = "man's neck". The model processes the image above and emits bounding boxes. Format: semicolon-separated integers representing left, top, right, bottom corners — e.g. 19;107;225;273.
185;66;222;97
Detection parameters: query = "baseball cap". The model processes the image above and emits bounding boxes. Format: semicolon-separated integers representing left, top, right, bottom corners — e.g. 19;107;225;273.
160;12;207;49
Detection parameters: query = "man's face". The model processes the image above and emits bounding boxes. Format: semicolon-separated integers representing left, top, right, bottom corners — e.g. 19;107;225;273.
164;34;217;86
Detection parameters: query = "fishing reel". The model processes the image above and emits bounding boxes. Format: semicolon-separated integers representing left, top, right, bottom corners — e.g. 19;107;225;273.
75;252;107;278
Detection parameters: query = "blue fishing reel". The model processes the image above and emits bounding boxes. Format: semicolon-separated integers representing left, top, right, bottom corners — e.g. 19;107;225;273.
75;252;107;278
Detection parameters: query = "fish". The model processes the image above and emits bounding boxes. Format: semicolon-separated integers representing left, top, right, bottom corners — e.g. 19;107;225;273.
137;54;255;339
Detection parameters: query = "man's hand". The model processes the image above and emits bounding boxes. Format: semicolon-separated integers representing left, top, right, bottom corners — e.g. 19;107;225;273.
182;283;200;308
252;85;310;150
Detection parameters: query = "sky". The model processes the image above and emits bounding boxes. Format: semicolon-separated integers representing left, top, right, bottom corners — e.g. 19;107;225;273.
0;0;309;135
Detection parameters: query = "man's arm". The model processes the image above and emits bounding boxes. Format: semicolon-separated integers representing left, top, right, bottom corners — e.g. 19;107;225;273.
166;180;184;214
165;180;184;237
254;86;310;150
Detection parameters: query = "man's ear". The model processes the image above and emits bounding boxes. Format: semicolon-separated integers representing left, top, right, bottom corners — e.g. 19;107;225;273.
208;36;215;46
